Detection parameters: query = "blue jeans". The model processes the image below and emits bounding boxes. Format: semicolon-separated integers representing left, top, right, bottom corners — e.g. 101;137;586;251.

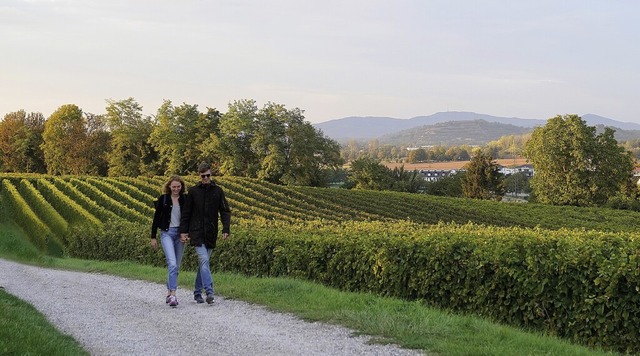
194;244;214;296
160;227;184;291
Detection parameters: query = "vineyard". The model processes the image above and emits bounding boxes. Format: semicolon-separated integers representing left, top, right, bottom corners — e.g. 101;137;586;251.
2;173;640;353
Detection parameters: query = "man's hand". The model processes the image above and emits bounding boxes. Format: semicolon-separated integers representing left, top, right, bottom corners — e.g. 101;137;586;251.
222;233;230;240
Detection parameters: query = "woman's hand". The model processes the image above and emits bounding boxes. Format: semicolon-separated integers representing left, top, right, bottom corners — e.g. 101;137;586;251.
150;238;158;250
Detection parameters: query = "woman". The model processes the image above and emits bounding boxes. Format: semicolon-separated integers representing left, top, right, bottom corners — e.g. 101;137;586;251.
151;175;187;307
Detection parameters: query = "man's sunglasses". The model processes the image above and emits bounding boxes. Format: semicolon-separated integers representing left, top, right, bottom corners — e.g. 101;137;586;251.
200;174;211;178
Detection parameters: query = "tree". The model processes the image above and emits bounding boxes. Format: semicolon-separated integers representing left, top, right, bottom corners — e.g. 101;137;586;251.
523;114;635;206
390;165;425;193
503;172;531;196
200;100;342;186
347;157;393;190
149;100;216;175
0;110;46;173
83;113;110;176
461;150;504;200
424;172;465;197
407;148;428;163
41;104;93;175
105;98;158;176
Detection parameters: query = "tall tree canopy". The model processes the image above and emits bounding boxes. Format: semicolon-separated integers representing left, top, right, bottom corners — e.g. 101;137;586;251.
201;100;342;186
461;150;504;200
523;114;635;206
149;100;217;175
41;104;96;175
106;98;158;176
0;110;46;173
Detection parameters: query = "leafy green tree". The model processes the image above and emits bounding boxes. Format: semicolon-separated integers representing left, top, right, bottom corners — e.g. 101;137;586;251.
461;150;504;200
0;110;46;173
149;100;216;175
105;98;158;176
390;165;425;193
201;100;342;186
503;172;531;196
84;113;110;176
208;99;259;177
347;157;393;190
424;172;465;197
407;148;428;163
41;104;93;175
523;114;635;206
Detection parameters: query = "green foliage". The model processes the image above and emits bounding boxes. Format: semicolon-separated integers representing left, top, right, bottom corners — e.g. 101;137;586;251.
17;179;68;239
0;179;51;251
347;157;394;190
212;220;640;353
461;151;505;200
148;100;219;175
424;172;464;197
524;114;635;206
7;173;640;352
41;105;89;175
35;178;102;227
0;110;46;173
66;178;148;223
503;172;531;196
105;98;159;176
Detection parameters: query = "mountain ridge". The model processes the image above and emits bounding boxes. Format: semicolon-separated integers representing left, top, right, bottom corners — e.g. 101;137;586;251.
314;112;640;143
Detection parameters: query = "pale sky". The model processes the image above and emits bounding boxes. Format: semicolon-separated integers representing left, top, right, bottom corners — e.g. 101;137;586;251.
1;0;639;124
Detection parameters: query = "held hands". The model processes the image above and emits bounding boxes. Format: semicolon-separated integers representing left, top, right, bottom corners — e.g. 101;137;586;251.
180;233;190;244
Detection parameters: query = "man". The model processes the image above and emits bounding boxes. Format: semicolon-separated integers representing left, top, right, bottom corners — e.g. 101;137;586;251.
180;162;231;304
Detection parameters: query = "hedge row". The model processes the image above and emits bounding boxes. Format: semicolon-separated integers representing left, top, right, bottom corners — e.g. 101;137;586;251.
67;219;640;353
0;179;54;253
35;178;103;228
17;179;68;239
219;221;640;353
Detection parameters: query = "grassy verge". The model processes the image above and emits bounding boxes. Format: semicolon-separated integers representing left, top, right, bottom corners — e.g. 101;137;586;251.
0;224;618;356
0;289;88;356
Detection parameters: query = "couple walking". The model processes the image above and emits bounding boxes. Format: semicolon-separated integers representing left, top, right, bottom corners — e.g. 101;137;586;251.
150;162;231;307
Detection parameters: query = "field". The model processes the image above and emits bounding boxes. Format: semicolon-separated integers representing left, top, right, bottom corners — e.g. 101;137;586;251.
384;158;530;170
1;173;639;353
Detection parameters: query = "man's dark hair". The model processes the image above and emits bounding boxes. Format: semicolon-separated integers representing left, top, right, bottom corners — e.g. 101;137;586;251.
198;162;211;173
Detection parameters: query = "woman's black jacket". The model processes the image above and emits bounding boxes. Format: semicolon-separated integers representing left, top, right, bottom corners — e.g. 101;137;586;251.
151;194;185;239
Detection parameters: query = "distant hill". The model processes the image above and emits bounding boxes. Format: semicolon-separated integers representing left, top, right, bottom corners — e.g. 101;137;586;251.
314;111;640;145
379;119;532;146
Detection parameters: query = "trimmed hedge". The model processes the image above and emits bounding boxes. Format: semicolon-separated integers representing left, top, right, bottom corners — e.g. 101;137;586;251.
0;179;53;252
70;219;640;353
18;179;68;239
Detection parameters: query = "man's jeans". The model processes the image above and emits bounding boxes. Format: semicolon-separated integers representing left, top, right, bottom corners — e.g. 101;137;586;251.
160;227;184;291
194;244;214;296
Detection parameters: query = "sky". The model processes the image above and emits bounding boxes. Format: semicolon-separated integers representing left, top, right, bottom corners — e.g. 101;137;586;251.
1;0;639;124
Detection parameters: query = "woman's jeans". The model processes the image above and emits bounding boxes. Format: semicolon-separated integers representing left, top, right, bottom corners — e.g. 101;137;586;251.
160;227;184;291
194;244;214;296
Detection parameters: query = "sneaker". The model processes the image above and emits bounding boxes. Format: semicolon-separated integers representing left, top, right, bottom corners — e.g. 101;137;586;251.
206;294;214;304
194;294;204;304
166;295;171;304
168;295;178;307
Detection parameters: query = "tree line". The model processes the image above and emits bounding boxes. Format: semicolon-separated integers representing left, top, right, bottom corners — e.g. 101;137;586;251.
1;103;636;208
0;98;343;187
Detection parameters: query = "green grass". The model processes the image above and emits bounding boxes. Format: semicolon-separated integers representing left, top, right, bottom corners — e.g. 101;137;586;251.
0;289;88;356
0;224;617;356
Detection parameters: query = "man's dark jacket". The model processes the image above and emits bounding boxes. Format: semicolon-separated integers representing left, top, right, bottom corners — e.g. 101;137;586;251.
180;182;231;249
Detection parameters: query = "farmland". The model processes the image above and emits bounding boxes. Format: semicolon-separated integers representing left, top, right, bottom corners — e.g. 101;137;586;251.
1;173;640;353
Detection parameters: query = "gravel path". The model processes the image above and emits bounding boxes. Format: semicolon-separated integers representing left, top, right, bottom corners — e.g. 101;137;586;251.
0;259;424;356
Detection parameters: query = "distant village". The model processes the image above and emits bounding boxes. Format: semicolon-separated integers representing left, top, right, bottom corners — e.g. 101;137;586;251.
419;164;534;182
